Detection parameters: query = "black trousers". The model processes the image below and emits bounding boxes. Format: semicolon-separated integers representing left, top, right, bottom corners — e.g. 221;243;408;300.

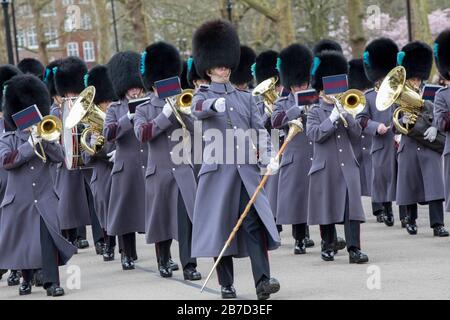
104;230;116;249
177;192;197;269
320;192;361;251
372;202;384;216
155;239;172;267
399;205;408;220
292;223;307;241
406;201;444;228
119;233;136;258
23;218;60;288
215;186;271;288
62;228;77;244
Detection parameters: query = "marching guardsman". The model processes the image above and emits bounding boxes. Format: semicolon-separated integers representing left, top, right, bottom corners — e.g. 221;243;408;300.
307;50;369;264
357;38;402;226
53;57;93;249
191;19;281;300
253;50;284;234
271;44;315;255
434;29;450;215
134;42;201;281
82;65;119;261
0;64;22;286
104;51;147;271
187;58;210;90
313;39;343;56
395;42;448;237
17;58;45;80
348;59;377;202
230;45;256;90
0;74;77;296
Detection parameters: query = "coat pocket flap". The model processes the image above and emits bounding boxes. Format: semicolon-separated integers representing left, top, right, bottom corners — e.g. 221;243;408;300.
1;194;15;208
145;164;156;178
280;153;294;168
111;161;124;175
371;139;384;154
308;160;326;176
198;163;219;177
397;143;405;154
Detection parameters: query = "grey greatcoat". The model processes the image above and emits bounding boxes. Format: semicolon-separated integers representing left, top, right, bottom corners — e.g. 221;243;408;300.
256;99;279;217
396;100;445;205
306;101;366;225
0;131;77;270
191;82;281;258
103;99;147;236
0;119;7;203
50;105;91;230
271;93;313;225
134;95;197;244
356;89;397;203
350;132;372;197
434;86;450;212
82;140;115;229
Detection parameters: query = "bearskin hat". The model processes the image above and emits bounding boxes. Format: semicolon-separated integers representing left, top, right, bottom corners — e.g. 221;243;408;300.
254;50;279;85
311;51;349;92
141;41;182;89
363;37;399;83
86;65;118;105
17;58;45;80
43;59;63;98
398;41;433;81
434;28;450;80
348;59;373;91
55;56;88;97
192;19;240;79
0;65;22;111
313;39;343;55
3;74;51;130
279;44;313;89
230;45;256;86
107;51;145;99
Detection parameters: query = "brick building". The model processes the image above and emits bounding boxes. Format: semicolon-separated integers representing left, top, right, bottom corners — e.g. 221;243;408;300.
15;0;98;67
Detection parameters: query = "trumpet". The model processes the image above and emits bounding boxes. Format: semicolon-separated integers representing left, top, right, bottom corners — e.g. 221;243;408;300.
252;77;279;116
32;115;63;163
168;89;194;129
325;89;366;128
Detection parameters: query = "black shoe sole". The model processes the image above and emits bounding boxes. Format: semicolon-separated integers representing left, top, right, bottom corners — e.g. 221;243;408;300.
183;274;202;281
160;272;173;278
122;265;135;271
349;257;369;264
321;256;335;262
19;289;32;296
222;293;237;299
434;232;450;237
47;290;65;297
294;249;306;255
103;256;115;262
8;280;20;287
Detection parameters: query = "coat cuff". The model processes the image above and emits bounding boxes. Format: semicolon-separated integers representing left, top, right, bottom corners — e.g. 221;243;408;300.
118;114;134;132
365;119;380;136
154;112;173;131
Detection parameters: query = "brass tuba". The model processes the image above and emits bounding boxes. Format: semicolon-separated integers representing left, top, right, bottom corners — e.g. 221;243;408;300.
252;77;279;116
65;86;106;156
376;66;424;135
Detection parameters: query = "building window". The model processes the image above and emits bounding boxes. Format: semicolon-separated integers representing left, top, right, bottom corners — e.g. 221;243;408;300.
42;0;56;16
67;42;80;57
81;13;92;30
16;29;25;50
17;4;32;17
80;0;90;4
83;41;95;62
26;27;38;49
45;24;59;48
62;0;74;6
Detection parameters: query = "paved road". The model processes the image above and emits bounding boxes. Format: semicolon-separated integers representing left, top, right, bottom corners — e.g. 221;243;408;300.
1;197;450;300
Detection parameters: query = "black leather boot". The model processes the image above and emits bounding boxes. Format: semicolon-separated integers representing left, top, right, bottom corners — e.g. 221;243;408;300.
103;246;115;262
95;241;106;255
121;255;135;270
349;248;369;264
433;226;449;237
256;277;280;300
294;240;306;255
7;270;21;286
221;285;237;299
19;281;32;296
46;284;65;297
183;265;202;281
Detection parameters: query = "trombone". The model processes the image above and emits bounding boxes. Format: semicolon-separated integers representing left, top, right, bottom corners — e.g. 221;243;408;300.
252;77;279;116
324;89;366;128
167;89;194;130
31;115;63;163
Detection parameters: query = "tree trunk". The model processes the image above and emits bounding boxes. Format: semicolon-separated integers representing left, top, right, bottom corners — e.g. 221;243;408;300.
347;0;366;58
0;13;7;64
276;0;294;48
125;0;153;51
30;0;49;65
93;0;112;64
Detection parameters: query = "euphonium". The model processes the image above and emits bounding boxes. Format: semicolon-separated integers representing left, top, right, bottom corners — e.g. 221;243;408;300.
252;77;279;116
376;66;424;135
32;115;63;163
65;86;106;156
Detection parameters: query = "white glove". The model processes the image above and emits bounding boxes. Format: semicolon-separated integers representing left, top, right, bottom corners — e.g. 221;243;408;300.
214;98;226;113
107;150;116;163
329;106;341;123
424;126;438;142
267;157;280;175
28;126;42;147
127;111;135;121
401;113;415;125
394;134;402;144
162;102;173;118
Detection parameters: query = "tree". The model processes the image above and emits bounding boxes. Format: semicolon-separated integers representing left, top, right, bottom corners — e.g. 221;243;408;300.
347;0;366;57
0;13;7;63
93;0;113;64
29;0;52;65
124;0;153;51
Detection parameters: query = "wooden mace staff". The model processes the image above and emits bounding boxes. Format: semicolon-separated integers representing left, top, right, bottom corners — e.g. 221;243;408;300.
201;119;304;293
